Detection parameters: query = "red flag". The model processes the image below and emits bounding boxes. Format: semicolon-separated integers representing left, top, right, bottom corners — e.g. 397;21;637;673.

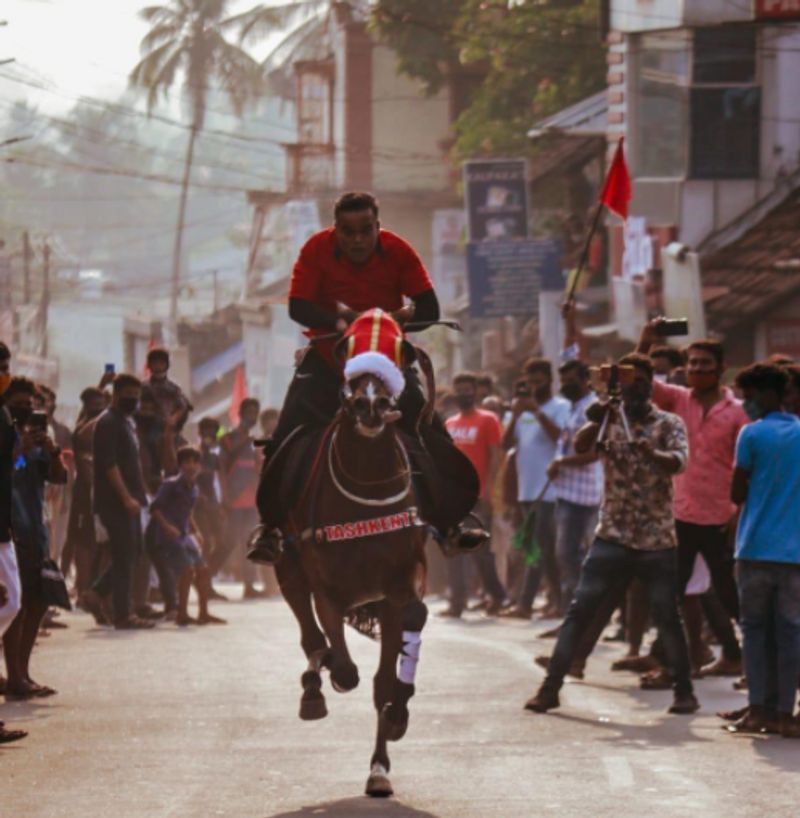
229;365;248;426
600;137;631;220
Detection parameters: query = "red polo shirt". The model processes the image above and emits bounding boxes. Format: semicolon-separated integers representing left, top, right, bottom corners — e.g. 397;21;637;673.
289;227;433;361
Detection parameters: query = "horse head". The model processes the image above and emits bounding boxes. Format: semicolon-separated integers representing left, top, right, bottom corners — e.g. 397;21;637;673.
342;374;402;439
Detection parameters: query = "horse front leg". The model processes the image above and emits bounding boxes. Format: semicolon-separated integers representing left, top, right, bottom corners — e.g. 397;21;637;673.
366;597;428;798
313;590;359;693
275;549;329;720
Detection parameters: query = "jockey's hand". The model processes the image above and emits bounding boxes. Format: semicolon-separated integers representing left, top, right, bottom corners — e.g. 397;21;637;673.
391;304;416;326
335;318;349;334
547;459;561;481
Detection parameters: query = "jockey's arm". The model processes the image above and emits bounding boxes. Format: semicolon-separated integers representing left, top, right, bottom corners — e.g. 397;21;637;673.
289;297;340;331
288;288;440;333
405;289;440;332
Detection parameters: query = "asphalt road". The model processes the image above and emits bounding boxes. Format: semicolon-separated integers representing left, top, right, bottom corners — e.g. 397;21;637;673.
2;592;798;818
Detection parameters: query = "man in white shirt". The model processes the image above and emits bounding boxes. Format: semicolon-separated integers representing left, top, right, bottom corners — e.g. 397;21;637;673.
501;358;570;618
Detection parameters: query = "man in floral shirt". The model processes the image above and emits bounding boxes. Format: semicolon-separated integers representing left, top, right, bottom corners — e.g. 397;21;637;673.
525;353;699;716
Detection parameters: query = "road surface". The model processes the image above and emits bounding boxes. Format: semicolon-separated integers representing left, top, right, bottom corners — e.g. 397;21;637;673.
2;593;798;818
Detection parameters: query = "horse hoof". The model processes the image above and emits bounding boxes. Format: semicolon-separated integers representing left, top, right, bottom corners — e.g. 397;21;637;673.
299;692;328;721
331;663;359;693
365;763;393;798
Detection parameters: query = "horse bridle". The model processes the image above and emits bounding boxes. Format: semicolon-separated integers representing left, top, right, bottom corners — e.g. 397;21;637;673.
327;427;412;507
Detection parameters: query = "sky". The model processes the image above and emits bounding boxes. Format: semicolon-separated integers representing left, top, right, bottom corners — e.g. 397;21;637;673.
0;0;287;115
1;0;151;112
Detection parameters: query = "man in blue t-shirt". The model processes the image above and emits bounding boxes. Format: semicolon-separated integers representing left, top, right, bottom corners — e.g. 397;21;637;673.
731;363;800;738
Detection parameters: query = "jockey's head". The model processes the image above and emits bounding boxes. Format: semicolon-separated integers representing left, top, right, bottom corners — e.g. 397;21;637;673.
343;374;401;438
334;192;380;267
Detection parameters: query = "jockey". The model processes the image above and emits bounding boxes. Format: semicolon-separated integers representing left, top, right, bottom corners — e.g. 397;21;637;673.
248;191;487;563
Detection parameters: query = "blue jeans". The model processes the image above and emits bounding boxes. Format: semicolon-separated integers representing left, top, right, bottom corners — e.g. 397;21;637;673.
545;538;693;695
737;560;800;715
555;500;598;610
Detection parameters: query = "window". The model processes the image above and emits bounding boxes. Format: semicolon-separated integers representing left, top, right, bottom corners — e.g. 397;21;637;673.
298;69;332;145
634;32;690;178
634;26;760;180
690;27;759;179
690;87;760;179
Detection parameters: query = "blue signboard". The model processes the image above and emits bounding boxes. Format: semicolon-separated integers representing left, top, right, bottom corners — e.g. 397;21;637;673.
466;239;562;319
463;159;529;242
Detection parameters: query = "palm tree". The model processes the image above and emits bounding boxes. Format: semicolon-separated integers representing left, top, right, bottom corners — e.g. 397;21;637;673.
130;0;266;330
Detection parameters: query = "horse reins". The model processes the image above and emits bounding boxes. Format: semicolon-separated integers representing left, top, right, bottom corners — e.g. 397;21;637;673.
327;427;412;507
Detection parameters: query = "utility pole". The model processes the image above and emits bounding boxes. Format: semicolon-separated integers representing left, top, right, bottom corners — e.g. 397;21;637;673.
22;231;31;304
41;241;50;357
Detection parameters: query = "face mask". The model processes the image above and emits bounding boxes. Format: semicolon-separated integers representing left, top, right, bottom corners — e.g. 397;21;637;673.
654;373;668;384
560;383;582;402
118;396;139;415
136;413;157;429
743;399;763;422
9;406;31;426
241;417;256;431
455;394;476;411
687;371;719;391
534;386;550;403
85;408;103;420
0;372;10;397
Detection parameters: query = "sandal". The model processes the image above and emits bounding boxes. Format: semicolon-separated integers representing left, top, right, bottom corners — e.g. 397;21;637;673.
640;669;674;691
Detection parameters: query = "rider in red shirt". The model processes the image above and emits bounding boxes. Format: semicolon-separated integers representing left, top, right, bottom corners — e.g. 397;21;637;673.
248;192;484;563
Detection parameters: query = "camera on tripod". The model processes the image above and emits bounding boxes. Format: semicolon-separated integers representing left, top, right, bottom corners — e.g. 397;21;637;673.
597;363;635;398
589;364;636;446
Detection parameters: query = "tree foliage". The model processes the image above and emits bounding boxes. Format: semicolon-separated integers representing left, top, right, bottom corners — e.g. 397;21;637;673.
372;0;605;158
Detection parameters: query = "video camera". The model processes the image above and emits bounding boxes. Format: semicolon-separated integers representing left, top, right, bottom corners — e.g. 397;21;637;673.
589;364;636;445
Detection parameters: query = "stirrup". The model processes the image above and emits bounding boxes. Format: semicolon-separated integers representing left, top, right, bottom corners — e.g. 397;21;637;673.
246;525;284;565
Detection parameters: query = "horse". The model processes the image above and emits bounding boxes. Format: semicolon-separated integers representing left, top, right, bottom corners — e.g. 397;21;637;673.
271;365;432;798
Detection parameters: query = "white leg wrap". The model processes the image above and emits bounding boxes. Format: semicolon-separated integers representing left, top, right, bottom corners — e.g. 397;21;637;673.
398;630;422;685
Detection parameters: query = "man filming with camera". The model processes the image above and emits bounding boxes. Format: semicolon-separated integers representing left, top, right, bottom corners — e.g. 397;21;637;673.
525;353;699;716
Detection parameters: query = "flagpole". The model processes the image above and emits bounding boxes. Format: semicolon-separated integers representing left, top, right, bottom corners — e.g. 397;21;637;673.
566;200;605;304
565;137;629;304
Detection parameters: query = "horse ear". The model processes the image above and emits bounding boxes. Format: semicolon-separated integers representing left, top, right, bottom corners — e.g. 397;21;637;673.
401;340;417;368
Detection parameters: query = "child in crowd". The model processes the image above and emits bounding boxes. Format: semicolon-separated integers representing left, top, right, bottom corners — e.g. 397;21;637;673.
148;446;225;627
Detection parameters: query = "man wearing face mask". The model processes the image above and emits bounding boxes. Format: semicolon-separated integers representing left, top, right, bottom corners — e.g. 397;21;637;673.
730;364;800;737
142;348;193;434
638;322;748;677
526;353;699;716
501;358;570;619
220;398;266;600
440;373;508;618
65;387;107;612
84;374;154;630
546;356;602;612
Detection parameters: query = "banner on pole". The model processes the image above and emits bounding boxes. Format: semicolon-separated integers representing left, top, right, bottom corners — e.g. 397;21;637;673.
463;159;529;242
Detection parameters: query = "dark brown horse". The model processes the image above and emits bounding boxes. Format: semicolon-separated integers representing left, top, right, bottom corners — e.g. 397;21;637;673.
273;370;430;798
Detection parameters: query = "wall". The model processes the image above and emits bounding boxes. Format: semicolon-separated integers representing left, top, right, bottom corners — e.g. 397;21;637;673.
370;44;451;193
611;0;750;32
619;23;800;248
